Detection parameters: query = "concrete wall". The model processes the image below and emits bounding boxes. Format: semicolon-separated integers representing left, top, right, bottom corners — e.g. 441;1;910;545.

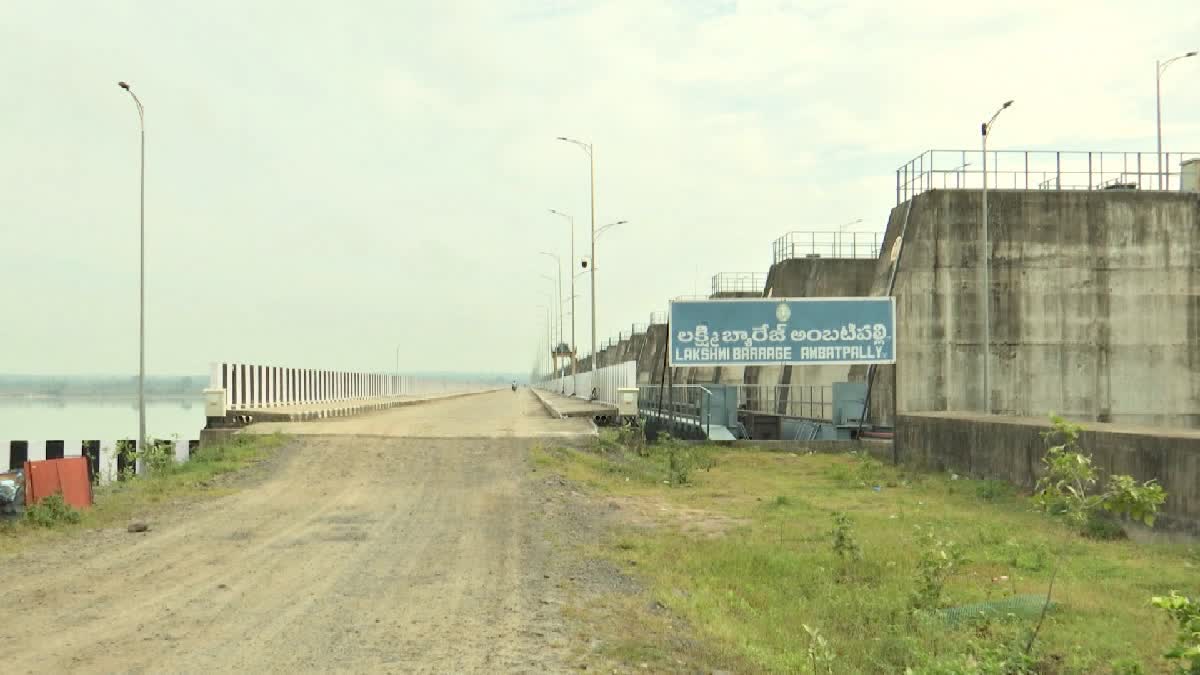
896;412;1200;533
881;189;1200;428
744;256;880;412
637;324;669;385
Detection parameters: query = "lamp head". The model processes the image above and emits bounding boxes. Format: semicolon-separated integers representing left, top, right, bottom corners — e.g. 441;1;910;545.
118;81;131;90
1187;51;1199;57
1002;100;1013;108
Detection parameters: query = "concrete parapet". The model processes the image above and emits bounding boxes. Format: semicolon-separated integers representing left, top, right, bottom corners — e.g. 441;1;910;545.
530;388;564;419
211;390;496;427
896;412;1200;532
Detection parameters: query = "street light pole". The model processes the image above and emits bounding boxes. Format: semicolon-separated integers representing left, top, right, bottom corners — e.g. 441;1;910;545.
556;137;596;372
592;220;627;366
550;209;578;395
1156;51;1197;189
981;99;1013;415
540;251;565;390
540;273;563;356
537;303;549;381
118;81;146;457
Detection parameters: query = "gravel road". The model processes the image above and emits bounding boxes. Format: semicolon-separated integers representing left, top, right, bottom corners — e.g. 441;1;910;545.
3;390;602;674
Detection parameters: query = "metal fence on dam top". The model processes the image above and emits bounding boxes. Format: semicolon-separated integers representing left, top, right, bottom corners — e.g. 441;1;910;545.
896;148;1200;204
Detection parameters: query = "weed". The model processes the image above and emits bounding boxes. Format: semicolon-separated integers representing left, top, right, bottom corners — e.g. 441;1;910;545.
144;438;178;475
24;494;82;528
803;624;836;674
853;452;886;486
924;633;1038;674
994;540;1050;573
910;525;967;611
825;451;889;488
616;424;648;457
1109;657;1147;674
1081;512;1127;541
771;495;791;508
830;511;862;563
663;445;714;486
667;447;690;485
975;479;1012;501
824;462;853;484
1150;591;1200;673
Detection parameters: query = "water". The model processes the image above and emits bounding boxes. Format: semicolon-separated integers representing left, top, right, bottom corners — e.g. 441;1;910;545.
0;397;206;442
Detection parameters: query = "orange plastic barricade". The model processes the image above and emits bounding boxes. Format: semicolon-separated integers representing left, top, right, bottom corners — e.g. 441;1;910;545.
24;457;93;509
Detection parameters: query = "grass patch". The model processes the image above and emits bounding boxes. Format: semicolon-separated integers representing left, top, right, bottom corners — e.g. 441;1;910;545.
0;433;286;555
535;444;1198;674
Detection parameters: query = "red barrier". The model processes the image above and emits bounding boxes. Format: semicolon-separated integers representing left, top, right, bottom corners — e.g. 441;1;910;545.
24;457;93;509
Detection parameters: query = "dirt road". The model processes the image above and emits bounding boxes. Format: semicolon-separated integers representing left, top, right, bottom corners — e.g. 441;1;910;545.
4;390;599;673
248;386;594;438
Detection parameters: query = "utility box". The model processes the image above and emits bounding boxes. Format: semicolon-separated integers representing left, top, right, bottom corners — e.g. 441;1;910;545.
616;387;638;417
204;388;227;417
832;381;868;426
1181;158;1200;193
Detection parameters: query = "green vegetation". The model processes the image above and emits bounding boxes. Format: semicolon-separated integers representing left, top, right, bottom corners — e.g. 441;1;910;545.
1152;592;1200;673
1033;415;1166;537
0;433;285;554
535;431;1196;673
24;493;82;527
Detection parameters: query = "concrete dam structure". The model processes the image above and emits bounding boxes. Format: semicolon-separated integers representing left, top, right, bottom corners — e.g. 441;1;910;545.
558;161;1200;529
871;188;1200;428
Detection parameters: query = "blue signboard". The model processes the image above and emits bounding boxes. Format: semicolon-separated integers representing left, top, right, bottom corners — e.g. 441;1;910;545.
669;297;895;367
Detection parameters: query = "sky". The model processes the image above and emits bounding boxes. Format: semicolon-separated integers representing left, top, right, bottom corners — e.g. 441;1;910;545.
2;0;1198;377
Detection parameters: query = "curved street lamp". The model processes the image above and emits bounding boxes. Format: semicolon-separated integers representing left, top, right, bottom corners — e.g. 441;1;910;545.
556;136;598;364
118;81;147;458
548;210;580;394
1156;51;1198;189
981;99;1013;415
595;219;628;239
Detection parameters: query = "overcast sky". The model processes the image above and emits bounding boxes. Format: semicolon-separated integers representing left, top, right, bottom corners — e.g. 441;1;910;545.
2;1;1198;376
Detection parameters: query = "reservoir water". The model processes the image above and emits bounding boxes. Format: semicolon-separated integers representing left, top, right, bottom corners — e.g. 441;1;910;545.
0;397;206;442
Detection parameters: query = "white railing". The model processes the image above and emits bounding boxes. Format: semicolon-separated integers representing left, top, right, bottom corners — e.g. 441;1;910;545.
208;362;486;411
537;361;636;404
3;438;198;484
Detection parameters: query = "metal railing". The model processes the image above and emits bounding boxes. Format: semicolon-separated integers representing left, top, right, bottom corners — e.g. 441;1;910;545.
737;384;833;420
896;149;1200;204
637;384;715;437
639;383;834;421
649;311;667;325
772;231;881;264
710;272;766;296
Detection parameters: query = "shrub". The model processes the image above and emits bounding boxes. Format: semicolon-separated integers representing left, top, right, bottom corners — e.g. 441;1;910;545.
852;452;885;487
1032;414;1166;536
1151;591;1200;673
24;493;82;528
830;511;862;562
616;423;647;456
803;624;836;674
910;525;967;611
